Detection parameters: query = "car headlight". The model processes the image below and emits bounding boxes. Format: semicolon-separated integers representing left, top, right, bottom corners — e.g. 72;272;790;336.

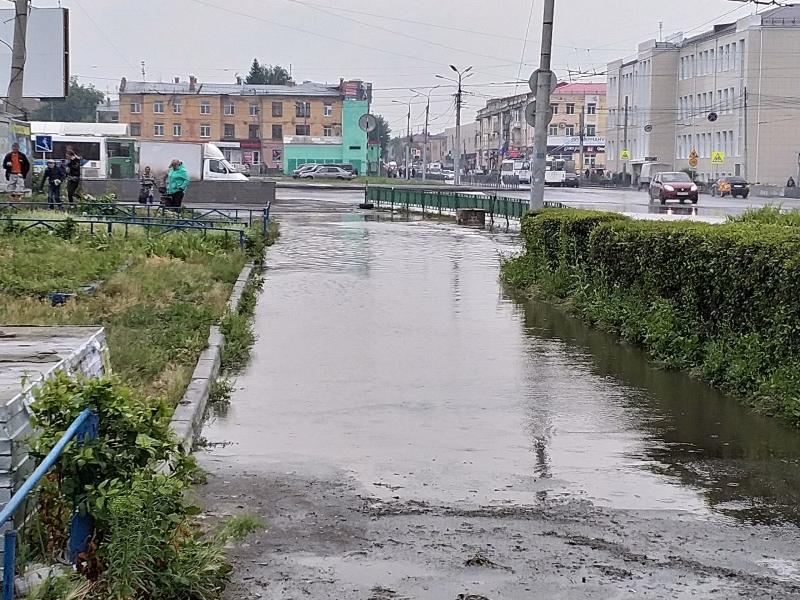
690;184;698;191
664;185;675;191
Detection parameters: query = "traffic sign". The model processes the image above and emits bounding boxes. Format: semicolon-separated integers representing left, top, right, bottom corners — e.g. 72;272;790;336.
35;135;52;153
358;114;377;133
619;150;631;161
689;158;698;168
707;112;718;123
528;69;558;96
711;151;725;165
689;150;699;160
644;125;653;133
524;100;553;127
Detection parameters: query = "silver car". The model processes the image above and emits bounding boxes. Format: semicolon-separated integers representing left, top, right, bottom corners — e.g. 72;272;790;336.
299;166;356;180
292;163;320;178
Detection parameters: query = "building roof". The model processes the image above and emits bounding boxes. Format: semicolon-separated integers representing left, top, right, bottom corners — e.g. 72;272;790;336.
553;82;607;95
120;79;343;98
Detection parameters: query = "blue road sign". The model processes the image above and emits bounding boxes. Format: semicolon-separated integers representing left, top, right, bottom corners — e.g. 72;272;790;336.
35;136;53;153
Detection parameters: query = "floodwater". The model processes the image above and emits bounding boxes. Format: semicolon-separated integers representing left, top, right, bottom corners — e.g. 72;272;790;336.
201;199;800;526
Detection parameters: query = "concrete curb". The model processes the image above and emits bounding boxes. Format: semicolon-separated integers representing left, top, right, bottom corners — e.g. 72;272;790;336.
169;262;254;449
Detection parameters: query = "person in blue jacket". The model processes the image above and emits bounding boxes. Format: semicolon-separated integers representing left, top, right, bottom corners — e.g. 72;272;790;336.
165;159;189;208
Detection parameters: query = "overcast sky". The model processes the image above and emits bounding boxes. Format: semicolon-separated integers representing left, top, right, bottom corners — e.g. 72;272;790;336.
39;0;759;134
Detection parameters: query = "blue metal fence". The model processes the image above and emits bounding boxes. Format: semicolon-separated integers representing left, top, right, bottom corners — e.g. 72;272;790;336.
0;409;98;600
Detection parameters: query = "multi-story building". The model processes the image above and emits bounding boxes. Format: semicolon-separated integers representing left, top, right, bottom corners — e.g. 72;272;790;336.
475;83;607;171
607;5;800;185
118;76;372;174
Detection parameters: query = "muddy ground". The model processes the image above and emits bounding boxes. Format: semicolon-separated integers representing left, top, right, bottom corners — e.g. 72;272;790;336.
198;462;800;600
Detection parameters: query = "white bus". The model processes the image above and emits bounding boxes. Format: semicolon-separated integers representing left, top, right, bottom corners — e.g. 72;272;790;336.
32;135;108;179
545;157;568;186
500;159;531;184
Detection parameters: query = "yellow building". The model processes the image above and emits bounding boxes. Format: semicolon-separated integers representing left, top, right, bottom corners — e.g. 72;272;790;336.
118;76;370;170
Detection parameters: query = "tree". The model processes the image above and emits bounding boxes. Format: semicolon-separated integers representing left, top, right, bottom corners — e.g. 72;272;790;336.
30;78;104;122
243;59;291;85
368;114;391;158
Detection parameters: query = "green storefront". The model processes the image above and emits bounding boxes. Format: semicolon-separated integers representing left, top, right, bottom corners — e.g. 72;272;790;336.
284;100;369;175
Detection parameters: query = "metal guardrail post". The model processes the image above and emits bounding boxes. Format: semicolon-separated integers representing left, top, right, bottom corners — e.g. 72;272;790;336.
2;532;15;600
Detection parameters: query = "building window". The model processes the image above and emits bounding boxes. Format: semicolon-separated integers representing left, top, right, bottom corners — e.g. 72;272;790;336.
223;124;235;139
323;103;333;117
564;125;575;136
173;123;182;137
272;102;283;117
248;124;260;139
173;100;182;114
130;101;141;114
200;124;211;138
153;101;164;114
296;124;311;136
130;123;141;136
323;125;333;137
565;104;575;115
550;104;558;114
154;123;164;137
587;103;596;115
295;102;311;117
548;125;558;136
224;101;235;116
201;101;211;115
586;124;596;137
272;124;283;140
250;102;259;117
584;153;597;167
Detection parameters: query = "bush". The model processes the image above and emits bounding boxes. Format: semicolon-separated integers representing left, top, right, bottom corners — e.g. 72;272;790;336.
502;209;800;424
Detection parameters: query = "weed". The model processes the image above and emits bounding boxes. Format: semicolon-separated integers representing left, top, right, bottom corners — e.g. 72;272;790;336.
222;514;264;541
220;273;264;374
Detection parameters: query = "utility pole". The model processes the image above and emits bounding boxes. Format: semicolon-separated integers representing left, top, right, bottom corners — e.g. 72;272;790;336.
622;96;629;184
7;0;29;116
436;67;472;186
406;106;411;181
530;0;556;209
579;110;585;179
423;100;430;180
743;87;748;181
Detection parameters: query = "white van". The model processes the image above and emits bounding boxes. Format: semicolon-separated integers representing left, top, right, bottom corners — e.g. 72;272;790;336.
500;159;531;184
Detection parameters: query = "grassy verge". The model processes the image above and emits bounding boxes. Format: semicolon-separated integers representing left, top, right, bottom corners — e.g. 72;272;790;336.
0;215;278;407
502;207;800;425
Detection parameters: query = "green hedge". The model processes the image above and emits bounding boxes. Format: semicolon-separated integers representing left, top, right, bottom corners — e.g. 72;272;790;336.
503;209;800;424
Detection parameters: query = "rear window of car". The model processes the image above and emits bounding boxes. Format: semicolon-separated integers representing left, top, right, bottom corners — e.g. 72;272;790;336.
725;177;746;183
661;173;692;183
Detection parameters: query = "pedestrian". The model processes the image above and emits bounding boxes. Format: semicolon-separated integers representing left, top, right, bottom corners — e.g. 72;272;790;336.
787;176;796;188
165;159;189;208
39;159;65;209
2;142;29;202
138;166;157;204
65;150;82;204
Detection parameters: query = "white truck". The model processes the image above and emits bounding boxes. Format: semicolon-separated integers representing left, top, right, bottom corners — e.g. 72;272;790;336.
138;142;248;182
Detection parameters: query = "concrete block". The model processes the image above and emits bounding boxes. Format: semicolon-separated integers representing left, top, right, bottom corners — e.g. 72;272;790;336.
191;355;221;383
456;208;486;227
171;420;194;446
208;326;225;350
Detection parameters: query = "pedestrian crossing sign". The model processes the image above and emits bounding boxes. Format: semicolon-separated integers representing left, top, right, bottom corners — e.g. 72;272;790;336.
711;151;725;165
620;150;631;161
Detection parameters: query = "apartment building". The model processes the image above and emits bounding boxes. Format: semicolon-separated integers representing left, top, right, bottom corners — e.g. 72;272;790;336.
118;76;371;172
607;5;800;185
475;83;607;171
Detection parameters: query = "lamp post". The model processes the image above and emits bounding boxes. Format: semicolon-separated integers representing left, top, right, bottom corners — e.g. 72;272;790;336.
393;92;422;180
436;66;473;186
410;86;440;181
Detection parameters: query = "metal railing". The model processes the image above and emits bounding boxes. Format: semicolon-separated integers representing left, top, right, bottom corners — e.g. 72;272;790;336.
366;186;564;221
460;174;522;190
0;409;98;600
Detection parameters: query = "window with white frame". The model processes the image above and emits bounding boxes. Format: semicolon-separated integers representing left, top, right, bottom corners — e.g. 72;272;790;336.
201;101;211;115
153;101;164;114
173;123;182;137
564;125;575;136
154;123;164;137
587;103;596;115
323;103;333;117
173;100;182;114
130;101;141;114
323;125;333;137
566;104;575;115
586;124;596;137
200;124;211;138
250;102;259;117
224;101;235;116
548;124;558;136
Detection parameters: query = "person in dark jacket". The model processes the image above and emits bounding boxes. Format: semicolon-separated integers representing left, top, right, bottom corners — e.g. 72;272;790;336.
2;143;30;201
65;150;82;204
39;159;65;208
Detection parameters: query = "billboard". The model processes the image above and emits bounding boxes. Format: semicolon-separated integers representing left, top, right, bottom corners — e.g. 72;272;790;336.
0;8;69;99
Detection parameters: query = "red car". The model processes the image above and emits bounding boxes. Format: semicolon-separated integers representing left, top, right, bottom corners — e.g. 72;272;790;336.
648;172;699;205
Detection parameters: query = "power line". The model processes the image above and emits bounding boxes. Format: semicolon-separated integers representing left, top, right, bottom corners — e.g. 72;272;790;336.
72;0;136;70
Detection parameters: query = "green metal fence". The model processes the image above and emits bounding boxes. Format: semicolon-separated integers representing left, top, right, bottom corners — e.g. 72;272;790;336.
366;186;563;221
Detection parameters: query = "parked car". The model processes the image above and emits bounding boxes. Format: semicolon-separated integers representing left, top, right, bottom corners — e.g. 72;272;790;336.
648;172;699;204
711;176;749;198
299;166;357;180
232;163;251;176
563;173;580;188
292;163;320;178
331;163;358;176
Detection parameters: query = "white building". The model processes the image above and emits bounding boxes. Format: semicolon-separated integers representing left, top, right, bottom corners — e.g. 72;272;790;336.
607;4;800;185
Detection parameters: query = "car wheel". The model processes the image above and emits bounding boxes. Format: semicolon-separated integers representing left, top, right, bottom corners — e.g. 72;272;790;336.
742;192;749;199
660;193;666;205
691;197;698;204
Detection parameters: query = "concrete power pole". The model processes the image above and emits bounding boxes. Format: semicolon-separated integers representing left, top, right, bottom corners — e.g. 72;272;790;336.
579;110;585;179
530;0;557;209
423;99;430;181
622;96;629;184
7;0;29;115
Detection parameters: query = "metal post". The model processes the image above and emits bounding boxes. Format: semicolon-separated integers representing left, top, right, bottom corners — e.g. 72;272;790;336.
530;0;557;209
6;0;28;115
454;78;462;187
743;87;748;181
3;531;15;600
622;96;629;184
423;98;430;181
406;105;411;181
579;110;585;179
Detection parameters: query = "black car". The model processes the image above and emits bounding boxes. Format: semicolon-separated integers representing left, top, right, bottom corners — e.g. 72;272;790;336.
563;173;580;188
711;176;749;198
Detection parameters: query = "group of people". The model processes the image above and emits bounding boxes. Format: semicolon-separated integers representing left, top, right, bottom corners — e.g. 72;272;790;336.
1;143;82;208
138;160;189;208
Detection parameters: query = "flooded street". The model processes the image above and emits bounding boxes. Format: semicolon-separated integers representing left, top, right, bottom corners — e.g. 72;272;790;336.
199;196;800;599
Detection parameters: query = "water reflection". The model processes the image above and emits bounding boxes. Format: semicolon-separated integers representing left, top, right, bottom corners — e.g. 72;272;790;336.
515;294;800;525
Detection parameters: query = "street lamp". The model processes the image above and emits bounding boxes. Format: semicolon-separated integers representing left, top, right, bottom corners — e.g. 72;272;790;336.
410;85;440;181
436;65;473;186
393;92;423;180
